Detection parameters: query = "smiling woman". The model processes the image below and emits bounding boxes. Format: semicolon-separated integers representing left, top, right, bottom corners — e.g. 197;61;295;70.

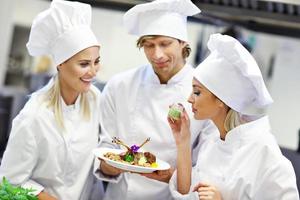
0;1;104;200
47;45;100;129
59;46;100;95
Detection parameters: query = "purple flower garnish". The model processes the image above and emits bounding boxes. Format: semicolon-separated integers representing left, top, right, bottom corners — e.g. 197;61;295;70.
130;145;140;153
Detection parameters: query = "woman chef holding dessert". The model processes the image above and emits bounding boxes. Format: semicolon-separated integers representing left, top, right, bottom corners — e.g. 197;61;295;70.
168;34;299;200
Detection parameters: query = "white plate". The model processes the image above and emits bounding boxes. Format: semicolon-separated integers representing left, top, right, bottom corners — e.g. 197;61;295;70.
93;147;170;173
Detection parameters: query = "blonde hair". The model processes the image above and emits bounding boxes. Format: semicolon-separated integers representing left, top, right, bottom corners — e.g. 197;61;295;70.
33;56;53;74
224;109;244;132
46;75;93;130
136;35;191;59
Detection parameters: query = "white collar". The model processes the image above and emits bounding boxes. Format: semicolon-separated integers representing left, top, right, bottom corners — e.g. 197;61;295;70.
144;63;193;85
61;94;81;113
216;115;270;152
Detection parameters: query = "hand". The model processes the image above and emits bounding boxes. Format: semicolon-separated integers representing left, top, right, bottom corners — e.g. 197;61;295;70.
99;159;125;176
37;191;57;200
193;183;222;200
139;167;175;183
167;105;191;147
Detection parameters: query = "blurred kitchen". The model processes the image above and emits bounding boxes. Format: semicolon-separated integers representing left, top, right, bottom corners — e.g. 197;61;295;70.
0;0;300;182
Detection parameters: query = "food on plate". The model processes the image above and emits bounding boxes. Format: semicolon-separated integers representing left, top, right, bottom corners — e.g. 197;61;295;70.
104;137;158;168
168;103;184;122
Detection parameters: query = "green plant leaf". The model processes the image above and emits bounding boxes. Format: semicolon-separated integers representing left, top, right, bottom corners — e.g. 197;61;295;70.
0;177;38;200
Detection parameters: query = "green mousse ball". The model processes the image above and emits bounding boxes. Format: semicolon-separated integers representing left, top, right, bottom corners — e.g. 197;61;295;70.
168;105;182;120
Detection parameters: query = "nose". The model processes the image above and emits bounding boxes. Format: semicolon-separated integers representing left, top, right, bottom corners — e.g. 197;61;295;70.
89;64;98;76
188;93;194;104
153;46;164;60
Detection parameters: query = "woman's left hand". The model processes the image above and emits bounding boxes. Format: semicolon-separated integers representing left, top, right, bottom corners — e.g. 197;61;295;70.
167;105;191;147
193;183;222;200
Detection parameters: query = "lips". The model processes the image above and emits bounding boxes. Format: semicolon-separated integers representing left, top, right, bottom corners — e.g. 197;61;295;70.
80;77;93;83
154;61;168;68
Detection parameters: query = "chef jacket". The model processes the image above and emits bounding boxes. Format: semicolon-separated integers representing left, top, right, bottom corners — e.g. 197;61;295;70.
96;64;216;200
0;81;103;200
169;116;299;200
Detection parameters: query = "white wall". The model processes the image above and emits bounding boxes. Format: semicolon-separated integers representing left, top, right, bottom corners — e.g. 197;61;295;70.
90;8;147;81
0;0;14;85
12;0;50;25
268;37;300;149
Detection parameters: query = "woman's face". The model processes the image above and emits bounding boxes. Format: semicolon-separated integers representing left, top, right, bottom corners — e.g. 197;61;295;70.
188;78;224;120
58;46;100;96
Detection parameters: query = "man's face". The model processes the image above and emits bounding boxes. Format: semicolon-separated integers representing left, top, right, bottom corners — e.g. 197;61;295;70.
142;36;186;82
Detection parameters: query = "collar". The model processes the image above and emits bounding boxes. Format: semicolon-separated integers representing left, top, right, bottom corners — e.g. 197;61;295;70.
216;115;270;152
61;94;81;113
144;63;193;85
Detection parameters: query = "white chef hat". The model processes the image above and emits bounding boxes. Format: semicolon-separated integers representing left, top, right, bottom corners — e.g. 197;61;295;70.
123;0;200;42
26;0;99;66
194;33;273;114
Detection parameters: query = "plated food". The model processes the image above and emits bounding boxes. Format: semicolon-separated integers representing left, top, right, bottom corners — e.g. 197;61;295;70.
104;137;157;168
93;137;171;173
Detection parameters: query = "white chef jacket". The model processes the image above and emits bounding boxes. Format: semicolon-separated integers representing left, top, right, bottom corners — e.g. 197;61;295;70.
0;80;103;200
96;64;215;200
169;116;299;200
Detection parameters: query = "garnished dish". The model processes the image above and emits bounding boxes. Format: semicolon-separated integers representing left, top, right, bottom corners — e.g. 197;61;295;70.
104;137;157;168
168;103;184;122
93;138;171;173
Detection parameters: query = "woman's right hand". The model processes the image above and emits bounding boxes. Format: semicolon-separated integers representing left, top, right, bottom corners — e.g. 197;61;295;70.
37;191;57;200
167;105;191;147
193;183;222;200
100;159;124;176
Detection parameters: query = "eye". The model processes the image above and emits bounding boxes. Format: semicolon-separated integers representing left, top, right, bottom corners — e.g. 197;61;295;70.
94;59;100;65
80;62;89;68
161;41;172;47
143;43;154;49
193;91;201;96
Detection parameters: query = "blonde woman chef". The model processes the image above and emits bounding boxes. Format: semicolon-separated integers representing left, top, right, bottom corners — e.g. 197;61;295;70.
168;34;299;200
0;0;104;199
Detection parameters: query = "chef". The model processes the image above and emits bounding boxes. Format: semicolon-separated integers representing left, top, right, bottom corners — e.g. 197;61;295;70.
95;0;216;200
0;0;104;199
168;33;299;200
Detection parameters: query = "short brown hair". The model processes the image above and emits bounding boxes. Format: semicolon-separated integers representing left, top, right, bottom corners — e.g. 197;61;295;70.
136;35;191;59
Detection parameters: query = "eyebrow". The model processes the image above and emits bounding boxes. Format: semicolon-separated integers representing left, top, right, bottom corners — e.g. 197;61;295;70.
192;84;202;89
143;41;154;45
78;56;100;62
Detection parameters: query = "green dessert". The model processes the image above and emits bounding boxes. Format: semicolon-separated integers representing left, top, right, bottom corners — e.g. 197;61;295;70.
168;103;183;121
